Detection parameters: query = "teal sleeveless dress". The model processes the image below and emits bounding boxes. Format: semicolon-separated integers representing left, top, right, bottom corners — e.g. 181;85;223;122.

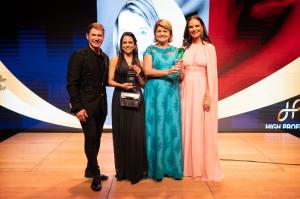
144;45;183;180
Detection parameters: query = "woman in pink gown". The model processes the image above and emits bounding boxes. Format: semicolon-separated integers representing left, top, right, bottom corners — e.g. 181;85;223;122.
180;15;223;181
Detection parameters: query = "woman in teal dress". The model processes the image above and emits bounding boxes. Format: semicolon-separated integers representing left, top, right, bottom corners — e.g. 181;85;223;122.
143;19;183;181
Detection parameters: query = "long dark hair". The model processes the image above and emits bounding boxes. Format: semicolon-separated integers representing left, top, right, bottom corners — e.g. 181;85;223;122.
117;32;142;69
183;15;211;48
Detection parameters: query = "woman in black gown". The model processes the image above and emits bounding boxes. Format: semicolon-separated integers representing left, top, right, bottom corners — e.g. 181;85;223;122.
108;32;147;184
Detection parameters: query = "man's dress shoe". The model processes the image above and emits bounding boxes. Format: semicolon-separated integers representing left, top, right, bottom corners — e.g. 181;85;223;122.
91;175;102;191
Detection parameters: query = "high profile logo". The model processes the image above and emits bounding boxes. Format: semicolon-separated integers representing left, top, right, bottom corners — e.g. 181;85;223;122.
277;99;300;122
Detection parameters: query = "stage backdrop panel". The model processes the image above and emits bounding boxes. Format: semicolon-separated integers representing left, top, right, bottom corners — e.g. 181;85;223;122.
0;0;299;132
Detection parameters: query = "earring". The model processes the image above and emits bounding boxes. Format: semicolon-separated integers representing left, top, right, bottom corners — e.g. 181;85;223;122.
200;32;204;39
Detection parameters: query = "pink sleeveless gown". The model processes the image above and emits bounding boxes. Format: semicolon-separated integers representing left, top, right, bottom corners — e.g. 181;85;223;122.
180;42;224;181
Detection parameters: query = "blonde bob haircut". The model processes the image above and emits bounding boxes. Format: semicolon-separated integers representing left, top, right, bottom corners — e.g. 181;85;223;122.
154;19;173;43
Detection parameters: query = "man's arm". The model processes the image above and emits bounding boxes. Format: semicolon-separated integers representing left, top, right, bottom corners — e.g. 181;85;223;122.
66;51;84;114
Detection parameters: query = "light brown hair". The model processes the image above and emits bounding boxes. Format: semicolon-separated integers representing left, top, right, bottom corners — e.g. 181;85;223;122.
154;19;173;43
87;22;105;34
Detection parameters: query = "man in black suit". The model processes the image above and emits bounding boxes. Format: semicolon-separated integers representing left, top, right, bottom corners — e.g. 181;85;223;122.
67;22;109;191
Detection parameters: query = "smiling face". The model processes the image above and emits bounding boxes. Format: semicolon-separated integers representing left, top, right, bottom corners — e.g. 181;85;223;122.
188;18;203;41
86;27;104;51
121;35;136;55
155;25;171;45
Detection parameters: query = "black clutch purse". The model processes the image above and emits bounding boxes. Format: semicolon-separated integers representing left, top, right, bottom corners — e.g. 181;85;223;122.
120;91;141;108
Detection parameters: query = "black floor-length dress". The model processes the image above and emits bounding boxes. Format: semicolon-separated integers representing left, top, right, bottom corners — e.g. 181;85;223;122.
111;59;147;184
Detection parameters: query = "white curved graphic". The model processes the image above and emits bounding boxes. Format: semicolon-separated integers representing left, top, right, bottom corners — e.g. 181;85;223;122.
0;61;112;129
0;58;299;128
0;61;80;128
218;57;300;119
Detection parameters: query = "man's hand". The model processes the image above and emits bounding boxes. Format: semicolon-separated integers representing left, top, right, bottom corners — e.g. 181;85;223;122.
76;109;88;122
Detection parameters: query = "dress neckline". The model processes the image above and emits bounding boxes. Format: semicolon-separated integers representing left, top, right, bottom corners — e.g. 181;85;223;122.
152;44;174;51
191;42;204;47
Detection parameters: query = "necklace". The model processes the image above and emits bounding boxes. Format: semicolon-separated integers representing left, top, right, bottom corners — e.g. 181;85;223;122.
124;55;133;69
155;41;169;48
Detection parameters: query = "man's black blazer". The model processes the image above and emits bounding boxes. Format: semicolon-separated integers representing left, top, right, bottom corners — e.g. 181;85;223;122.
67;46;109;117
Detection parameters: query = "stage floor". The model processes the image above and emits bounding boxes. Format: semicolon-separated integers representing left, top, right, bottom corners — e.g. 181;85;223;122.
0;132;299;199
